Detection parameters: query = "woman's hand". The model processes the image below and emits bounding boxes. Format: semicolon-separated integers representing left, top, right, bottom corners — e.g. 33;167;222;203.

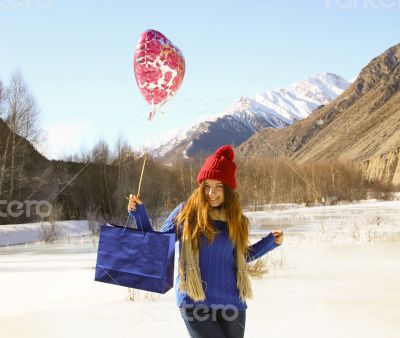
127;194;143;212
272;230;284;245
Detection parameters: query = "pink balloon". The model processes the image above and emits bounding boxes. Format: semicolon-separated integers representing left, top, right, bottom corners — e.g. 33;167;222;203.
133;29;185;119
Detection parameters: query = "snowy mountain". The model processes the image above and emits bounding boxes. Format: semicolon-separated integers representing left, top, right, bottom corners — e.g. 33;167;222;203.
237;43;400;185
144;72;349;162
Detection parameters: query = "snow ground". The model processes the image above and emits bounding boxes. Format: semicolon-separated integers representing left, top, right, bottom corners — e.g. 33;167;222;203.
0;199;399;338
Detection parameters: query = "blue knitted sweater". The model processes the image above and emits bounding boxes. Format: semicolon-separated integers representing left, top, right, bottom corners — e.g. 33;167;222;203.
130;203;280;310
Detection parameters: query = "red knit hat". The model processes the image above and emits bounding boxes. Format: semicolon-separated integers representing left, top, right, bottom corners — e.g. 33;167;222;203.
196;145;237;190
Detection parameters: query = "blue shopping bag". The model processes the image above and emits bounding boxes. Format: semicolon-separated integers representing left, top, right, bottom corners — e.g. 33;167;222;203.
94;222;176;294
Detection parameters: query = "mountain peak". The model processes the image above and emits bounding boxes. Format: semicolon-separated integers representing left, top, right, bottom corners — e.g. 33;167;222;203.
237;42;400;185
144;72;349;162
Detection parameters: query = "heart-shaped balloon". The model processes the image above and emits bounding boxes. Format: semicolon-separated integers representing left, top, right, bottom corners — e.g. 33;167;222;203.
133;29;185;119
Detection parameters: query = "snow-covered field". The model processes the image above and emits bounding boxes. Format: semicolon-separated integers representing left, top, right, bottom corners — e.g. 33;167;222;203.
0;199;399;338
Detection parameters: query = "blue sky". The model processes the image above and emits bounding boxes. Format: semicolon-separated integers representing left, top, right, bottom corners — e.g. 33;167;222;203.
0;0;399;159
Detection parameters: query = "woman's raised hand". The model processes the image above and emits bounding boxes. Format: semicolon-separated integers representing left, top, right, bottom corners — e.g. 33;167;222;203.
127;194;143;212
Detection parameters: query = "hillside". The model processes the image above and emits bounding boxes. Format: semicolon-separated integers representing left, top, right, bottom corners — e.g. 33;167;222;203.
237;43;400;185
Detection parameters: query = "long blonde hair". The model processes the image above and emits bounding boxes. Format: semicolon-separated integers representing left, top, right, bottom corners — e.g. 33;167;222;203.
175;181;251;256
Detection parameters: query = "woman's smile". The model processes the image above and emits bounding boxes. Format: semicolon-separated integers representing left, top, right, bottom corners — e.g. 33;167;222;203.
207;196;222;207
204;179;224;207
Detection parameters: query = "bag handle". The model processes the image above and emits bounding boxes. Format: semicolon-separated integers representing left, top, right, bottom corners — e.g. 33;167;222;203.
124;211;146;236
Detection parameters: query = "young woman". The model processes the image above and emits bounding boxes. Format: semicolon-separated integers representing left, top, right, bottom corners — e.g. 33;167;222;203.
128;145;283;338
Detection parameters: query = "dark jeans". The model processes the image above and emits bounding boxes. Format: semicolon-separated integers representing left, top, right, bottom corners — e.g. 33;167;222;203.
180;306;246;338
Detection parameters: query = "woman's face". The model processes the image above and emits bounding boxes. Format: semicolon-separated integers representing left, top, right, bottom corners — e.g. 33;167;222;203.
203;179;224;208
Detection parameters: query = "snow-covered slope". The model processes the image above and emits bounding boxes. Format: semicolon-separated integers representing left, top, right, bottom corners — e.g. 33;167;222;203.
250;72;349;122
144;72;349;160
0;200;399;338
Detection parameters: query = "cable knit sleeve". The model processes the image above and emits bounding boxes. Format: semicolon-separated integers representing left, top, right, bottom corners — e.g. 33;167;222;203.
246;232;280;263
160;203;184;241
128;202;184;239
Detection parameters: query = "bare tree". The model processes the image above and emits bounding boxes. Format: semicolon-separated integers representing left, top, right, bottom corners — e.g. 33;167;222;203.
0;82;11;197
111;136;136;223
5;71;41;144
0;72;42;197
0;80;6;117
0;80;9;197
89;139;114;219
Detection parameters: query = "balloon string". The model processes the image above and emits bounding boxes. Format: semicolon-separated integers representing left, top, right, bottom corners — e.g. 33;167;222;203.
148;96;156;120
137;155;147;199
